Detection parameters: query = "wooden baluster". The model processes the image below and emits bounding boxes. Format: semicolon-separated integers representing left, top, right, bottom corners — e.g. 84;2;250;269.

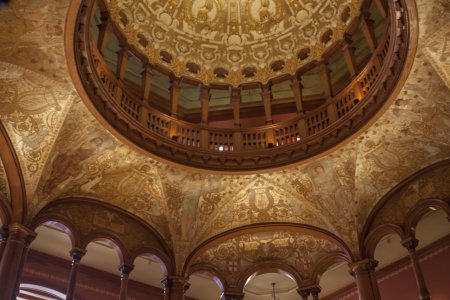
291;76;304;114
402;238;431;300
360;12;378;53
342;35;358;77
97;11;112;55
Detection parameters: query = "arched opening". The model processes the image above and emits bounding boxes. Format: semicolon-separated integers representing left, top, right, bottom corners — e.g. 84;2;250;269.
314;261;353;298
129;253;168;298
243;271;298;300
18;283;66;300
187;271;223;300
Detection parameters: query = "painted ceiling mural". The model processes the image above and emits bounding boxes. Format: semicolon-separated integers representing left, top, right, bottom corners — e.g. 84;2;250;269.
191;231;342;286
105;0;361;84
0;0;449;273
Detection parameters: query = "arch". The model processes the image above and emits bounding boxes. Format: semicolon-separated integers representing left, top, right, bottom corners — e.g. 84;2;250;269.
31;197;175;270
19;283;66;300
81;232;128;265
360;159;450;257
236;261;302;292
183;222;354;276
403;198;450;238
311;251;351;283
363;224;406;259
0;121;26;223
188;263;227;292
30;216;81;250
130;248;173;276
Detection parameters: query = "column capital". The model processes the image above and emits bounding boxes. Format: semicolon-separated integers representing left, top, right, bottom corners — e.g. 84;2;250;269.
161;276;190;293
298;288;311;300
118;264;134;275
310;286;322;296
221;288;245;300
7;223;36;245
349;258;378;276
69;248;87;261
401;237;419;251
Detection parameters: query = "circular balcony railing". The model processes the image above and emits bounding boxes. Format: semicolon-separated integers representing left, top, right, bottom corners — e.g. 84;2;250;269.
69;0;414;172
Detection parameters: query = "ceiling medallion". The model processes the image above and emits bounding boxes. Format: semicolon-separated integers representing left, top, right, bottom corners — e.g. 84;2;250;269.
106;0;362;86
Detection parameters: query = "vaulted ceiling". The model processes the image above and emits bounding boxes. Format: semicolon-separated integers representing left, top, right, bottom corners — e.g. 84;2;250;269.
0;0;450;297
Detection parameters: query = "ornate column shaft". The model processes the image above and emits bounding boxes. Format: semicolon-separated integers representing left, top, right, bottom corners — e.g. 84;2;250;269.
119;264;134;300
342;36;358;77
402;238;431;300
66;248;87;300
0;223;36;300
349;259;381;300
161;276;190;300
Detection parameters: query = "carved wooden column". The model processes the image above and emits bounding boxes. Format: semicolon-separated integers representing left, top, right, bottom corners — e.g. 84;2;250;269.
262;83;273;124
291;76;304;114
231;87;242;151
402;238;431;300
349;259;381;300
200;85;211;149
66;248;86;300
311;286;322;300
360;12;378;53
141;63;154;103
118;264;134;300
342;36;358;77
161;276;190;300
116;44;130;80
319;62;333;99
169;77;181;139
299;289;310;300
0;223;36;300
97;11;112;55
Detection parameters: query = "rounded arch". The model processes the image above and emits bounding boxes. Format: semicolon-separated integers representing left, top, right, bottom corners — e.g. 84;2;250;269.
130;247;173;276
0;121;26;223
183;222;354;276
360;159;450;257
30;215;81;250
311;251;351;283
188;263;227;292
404;198;450;238
363;224;406;259
236;261;303;292
82;231;129;266
31;196;175;269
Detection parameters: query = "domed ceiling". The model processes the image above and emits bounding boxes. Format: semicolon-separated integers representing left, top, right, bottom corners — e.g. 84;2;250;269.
106;0;361;85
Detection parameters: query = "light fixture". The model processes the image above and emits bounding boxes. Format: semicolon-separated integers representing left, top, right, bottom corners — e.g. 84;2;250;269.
269;283;279;300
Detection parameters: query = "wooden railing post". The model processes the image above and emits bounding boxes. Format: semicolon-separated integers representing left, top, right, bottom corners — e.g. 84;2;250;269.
200;129;210;150
233;131;242;151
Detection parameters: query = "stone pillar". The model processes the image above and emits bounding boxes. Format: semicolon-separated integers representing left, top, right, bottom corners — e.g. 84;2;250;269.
299;289;310;300
66;248;87;300
161;276;190;300
0;223;36;300
311;286;322;300
118;264;134;300
402;238;430;300
349;259;380;300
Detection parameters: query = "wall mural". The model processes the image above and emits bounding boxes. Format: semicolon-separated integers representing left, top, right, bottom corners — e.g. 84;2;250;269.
191;231;342;287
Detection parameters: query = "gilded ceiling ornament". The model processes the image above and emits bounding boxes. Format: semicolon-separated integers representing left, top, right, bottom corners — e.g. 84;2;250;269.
105;0;362;85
